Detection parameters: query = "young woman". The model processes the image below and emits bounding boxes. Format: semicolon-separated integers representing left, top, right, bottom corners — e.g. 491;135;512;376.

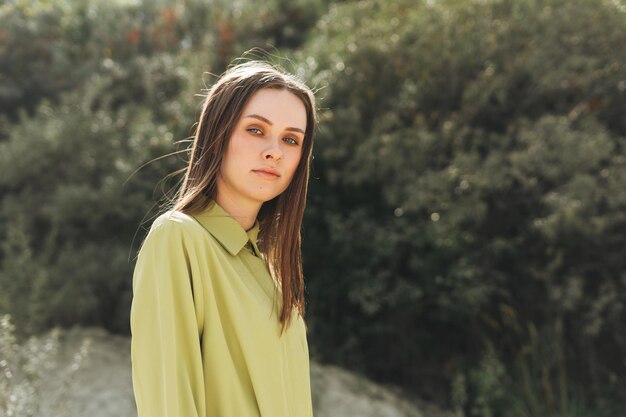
130;61;317;417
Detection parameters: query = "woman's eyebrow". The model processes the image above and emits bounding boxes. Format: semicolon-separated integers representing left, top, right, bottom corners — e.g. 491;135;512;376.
244;114;305;134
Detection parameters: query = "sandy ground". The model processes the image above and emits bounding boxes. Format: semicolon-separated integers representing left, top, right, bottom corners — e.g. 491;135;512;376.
32;326;441;417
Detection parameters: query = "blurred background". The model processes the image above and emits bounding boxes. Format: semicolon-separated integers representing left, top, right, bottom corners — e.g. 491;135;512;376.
1;0;625;416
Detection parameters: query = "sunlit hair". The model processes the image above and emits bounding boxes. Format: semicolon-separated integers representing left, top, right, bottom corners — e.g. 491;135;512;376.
172;60;317;335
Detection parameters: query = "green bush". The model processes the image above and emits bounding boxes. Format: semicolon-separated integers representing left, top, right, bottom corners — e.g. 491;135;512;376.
0;0;329;120
298;0;626;413
0;54;190;333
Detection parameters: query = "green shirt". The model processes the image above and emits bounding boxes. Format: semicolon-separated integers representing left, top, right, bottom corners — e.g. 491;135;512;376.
130;201;313;417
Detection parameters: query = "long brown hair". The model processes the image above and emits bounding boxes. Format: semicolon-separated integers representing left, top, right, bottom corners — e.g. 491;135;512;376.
172;60;317;334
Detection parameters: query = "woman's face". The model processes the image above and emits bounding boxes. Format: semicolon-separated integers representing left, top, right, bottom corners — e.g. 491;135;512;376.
216;88;307;209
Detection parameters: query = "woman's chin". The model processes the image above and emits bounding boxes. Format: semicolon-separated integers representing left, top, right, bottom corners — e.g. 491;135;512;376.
250;187;287;203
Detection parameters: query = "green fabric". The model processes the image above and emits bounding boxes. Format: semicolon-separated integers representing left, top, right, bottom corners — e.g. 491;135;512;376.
130;201;312;417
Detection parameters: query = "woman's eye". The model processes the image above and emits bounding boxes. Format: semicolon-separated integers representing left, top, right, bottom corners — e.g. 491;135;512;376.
283;136;299;145
247;127;263;135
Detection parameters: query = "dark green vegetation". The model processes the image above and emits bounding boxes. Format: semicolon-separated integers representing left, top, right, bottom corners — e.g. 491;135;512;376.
0;0;624;416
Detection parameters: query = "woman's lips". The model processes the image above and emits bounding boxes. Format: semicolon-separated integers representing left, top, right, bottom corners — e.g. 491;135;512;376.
252;168;280;179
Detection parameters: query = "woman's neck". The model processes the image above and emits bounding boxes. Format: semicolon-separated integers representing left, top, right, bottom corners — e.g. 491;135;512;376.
214;194;261;231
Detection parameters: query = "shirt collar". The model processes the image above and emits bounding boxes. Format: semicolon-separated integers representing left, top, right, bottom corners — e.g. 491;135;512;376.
191;201;261;257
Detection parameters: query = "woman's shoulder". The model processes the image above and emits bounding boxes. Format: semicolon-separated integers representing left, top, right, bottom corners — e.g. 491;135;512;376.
152;209;200;229
145;209;206;241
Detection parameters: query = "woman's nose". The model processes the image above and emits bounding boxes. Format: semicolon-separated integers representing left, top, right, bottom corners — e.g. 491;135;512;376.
263;138;283;161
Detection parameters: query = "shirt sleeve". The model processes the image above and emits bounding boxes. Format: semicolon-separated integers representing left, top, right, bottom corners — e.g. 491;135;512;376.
130;220;206;417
